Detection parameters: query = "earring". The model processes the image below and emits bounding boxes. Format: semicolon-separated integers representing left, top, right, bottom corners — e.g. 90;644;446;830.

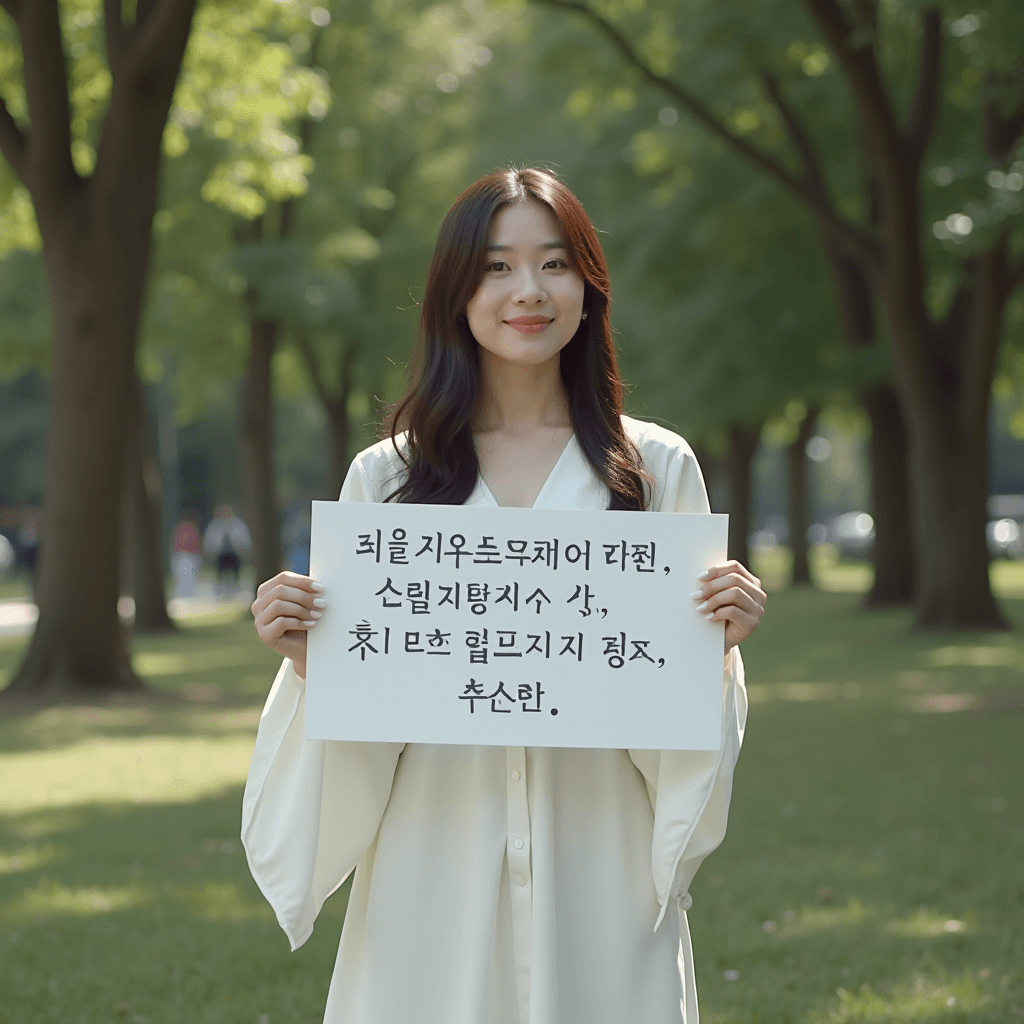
581;309;589;321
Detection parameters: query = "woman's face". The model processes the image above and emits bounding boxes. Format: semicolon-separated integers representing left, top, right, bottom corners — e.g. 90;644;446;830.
464;199;586;369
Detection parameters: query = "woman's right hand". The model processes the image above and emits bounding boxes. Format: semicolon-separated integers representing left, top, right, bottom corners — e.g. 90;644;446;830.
251;571;326;679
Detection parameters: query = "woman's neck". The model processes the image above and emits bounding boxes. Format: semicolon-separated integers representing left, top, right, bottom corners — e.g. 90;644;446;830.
473;350;571;436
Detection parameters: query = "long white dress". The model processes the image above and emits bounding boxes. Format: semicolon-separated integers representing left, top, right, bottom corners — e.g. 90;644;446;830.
241;416;748;1024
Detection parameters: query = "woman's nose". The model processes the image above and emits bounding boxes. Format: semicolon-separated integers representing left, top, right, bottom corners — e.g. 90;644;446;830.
512;268;546;303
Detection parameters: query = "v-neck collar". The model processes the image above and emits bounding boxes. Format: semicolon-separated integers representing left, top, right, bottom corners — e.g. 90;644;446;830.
475;433;579;510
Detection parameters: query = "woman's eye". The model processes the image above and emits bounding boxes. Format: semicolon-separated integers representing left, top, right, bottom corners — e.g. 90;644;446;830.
487;258;567;272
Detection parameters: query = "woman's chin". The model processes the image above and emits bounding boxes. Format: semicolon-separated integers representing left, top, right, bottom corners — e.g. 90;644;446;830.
477;339;569;369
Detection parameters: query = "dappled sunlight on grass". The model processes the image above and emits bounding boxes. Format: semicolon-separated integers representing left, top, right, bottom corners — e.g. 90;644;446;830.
0;614;278;761
0;842;63;875
927;644;1022;668
750;545;874;594
133;643;261;677
988;559;1024;598
751;547;1024;603
884;909;973;939
747;681;866;704
774;898;876;937
134;612;281;701
6;808;89;843
1;735;255;812
177;879;277;923
1;703;261;755
5;879;148;922
825;969;997;1023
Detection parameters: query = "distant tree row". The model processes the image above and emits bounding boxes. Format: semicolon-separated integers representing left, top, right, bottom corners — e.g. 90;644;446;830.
0;0;1021;698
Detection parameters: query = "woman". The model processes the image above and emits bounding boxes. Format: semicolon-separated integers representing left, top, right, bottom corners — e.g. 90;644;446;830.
244;167;766;1023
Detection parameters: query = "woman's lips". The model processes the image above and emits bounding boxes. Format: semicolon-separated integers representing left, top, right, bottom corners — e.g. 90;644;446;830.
505;317;553;335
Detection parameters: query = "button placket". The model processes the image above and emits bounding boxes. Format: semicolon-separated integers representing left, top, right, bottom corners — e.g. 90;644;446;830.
506;752;531;881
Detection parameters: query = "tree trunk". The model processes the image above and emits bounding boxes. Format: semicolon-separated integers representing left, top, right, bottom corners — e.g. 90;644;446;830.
825;247;916;606
128;376;175;632
690;442;724;513
787;406;819;585
0;1;197;699
292;332;358;500
725;423;761;568
325;398;352;499
908;413;1001;628
5;208;146;697
881;273;1007;630
861;382;915;606
239;317;281;589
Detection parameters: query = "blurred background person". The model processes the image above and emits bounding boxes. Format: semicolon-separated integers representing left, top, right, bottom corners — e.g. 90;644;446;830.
17;508;40;602
170;512;202;598
203;504;252;597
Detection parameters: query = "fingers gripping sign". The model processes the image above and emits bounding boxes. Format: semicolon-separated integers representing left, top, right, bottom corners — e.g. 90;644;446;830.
691;559;766;653
251;571;327;679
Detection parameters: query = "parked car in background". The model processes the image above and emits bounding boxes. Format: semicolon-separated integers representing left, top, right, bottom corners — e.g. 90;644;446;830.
828;512;875;560
0;533;14;575
986;495;1024;559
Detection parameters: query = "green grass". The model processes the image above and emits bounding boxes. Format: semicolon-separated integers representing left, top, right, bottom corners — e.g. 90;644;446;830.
0;576;32;601
1;580;1022;1023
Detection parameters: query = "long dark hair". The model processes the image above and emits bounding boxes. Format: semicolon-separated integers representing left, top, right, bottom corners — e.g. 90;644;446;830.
386;166;650;510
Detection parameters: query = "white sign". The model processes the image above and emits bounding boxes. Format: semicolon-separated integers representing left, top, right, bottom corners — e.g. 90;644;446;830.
305;502;728;750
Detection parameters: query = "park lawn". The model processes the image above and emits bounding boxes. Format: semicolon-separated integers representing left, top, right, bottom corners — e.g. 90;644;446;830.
0;576;1022;1023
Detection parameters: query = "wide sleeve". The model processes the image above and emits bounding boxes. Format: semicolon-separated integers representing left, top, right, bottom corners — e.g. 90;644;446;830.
627;432;749;932
240;453;405;951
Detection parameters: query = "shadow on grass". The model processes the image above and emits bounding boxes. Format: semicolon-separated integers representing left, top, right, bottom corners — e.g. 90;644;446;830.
0;789;349;1024
0;612;282;755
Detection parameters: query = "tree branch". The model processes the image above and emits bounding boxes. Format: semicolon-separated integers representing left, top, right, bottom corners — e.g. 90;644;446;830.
0;0;21;19
852;0;878;38
803;0;853;51
802;0;905;175
906;8;942;161
802;0;933;339
760;72;830;200
19;0;76;205
338;341;358;399
533;0;881;270
104;0;125;72
123;0;196;84
960;234;1010;430
292;328;330;405
983;95;1024;164
1008;253;1024;294
0;94;28;183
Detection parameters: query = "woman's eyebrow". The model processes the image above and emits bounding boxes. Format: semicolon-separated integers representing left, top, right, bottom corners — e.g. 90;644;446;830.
486;240;567;252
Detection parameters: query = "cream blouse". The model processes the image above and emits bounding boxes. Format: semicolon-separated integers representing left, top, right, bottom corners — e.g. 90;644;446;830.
241;415;748;1024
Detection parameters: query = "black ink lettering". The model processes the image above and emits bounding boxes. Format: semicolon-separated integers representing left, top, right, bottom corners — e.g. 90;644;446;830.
375;578;402;609
564;540;591;571
356;530;382;562
602;632;626;668
388;528;409;564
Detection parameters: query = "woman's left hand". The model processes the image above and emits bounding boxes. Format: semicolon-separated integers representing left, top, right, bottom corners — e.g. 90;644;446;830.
692;560;766;653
